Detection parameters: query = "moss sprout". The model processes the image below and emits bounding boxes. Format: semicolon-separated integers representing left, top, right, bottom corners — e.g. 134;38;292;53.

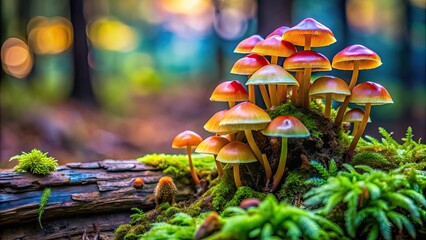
10;149;58;175
38;187;51;229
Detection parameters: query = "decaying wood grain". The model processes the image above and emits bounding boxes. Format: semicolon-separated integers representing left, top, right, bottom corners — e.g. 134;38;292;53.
0;159;195;239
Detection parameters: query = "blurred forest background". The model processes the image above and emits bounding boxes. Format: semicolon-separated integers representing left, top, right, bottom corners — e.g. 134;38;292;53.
1;0;425;168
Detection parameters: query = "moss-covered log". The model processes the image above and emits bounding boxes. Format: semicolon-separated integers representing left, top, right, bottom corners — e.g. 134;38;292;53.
0;159;194;239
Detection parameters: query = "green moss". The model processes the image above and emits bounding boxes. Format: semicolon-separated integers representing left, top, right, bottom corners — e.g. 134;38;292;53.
277;170;311;204
206;168;236;211
352;152;391;169
113;224;131;240
123;233;140;240
138;154;215;179
10;149;58;175
224;186;267;208
38;187;51;229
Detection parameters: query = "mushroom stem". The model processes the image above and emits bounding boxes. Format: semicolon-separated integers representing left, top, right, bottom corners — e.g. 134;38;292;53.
228;101;235;109
271;56;278;65
233;164;242;187
348;103;371;155
324;93;332;118
278;85;288;104
244;130;264;166
259;84;272;109
269;84;278;107
213;154;223;177
304;35;312;50
335;61;360;125
262;154;272;181
187;145;200;185
292;71;303;104
303;67;312;108
248;85;255;104
271;137;288;191
352;122;359;136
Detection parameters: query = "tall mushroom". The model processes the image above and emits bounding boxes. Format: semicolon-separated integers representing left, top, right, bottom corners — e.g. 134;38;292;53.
343;108;371;136
216;141;258;187
246;64;299;108
261;116;310;191
308;76;351;118
234;35;264;54
219;102;272;180
210;80;248;108
195;136;230;177
231;54;270;105
172;130;203;185
347;82;393;155
252;36;297;106
333;45;382;125
284;50;331;108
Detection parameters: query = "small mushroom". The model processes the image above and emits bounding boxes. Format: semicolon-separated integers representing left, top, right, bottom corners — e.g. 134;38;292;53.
172;130;203;185
133;177;144;188
210;80;248;108
332;45;382;125
231;54;270;104
204;110;236;136
343;108;371;136
195;136;230;177
154;176;177;206
216;141;258;187
194;212;221;240
347;82;393;155
234;35;264;54
239;198;260;209
261;116;310;191
309;76;351;118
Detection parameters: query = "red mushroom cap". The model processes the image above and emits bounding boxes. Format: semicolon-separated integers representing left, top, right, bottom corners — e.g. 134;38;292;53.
284;50;331;71
350;82;393;106
266;26;290;38
261;115;310;138
252;36;297;58
230;54;270;75
332;44;382;70
210;80;248;102
172;130;203;149
343;108;371;123
234;35;264;54
283;18;336;47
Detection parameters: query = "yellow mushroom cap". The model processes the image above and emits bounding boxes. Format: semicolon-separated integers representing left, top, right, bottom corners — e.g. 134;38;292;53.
309;76;351;102
216;141;257;164
210;80;248;102
246;64;299;86
195;136;230;155
332;44;382;70
252;36;296;58
284;50;331;72
220;102;271;131
261;116;310;138
283;18;336;47
172;130;203;149
343;108;371;123
204;110;236;135
350;82;393;106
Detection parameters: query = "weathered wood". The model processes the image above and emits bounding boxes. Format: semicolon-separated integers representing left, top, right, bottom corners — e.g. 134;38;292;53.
0;159;195;239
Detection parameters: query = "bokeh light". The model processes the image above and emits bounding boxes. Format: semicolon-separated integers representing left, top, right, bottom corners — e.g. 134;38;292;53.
28;16;73;55
87;17;138;52
1;38;33;78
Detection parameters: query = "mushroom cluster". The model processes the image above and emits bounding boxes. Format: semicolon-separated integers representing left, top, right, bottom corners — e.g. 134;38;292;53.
171;18;393;191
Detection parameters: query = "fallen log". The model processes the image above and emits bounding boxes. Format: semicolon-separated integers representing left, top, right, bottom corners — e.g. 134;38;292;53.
0;159;195;239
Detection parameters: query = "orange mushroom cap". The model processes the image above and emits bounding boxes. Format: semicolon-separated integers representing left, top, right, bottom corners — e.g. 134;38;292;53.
284;50;331;71
283;18;336;47
350;82;393;106
204;110;236;135
195;136;230;155
343;108;371;123
216;141;257;164
234;35;264;54
210;80;248;102
220;102;271;131
266;26;290;38
230;54;270;75
246;65;299;86
172;130;203;149
261;115;310;138
309;76;351;102
332;44;382;70
252;36;297;58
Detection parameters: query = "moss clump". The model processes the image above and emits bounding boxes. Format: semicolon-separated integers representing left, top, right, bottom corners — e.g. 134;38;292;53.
352;152;391;169
138;154;215;180
113;224;131;240
224;186;267;208
10;149;58;175
123;233;140;240
277;170;311;205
